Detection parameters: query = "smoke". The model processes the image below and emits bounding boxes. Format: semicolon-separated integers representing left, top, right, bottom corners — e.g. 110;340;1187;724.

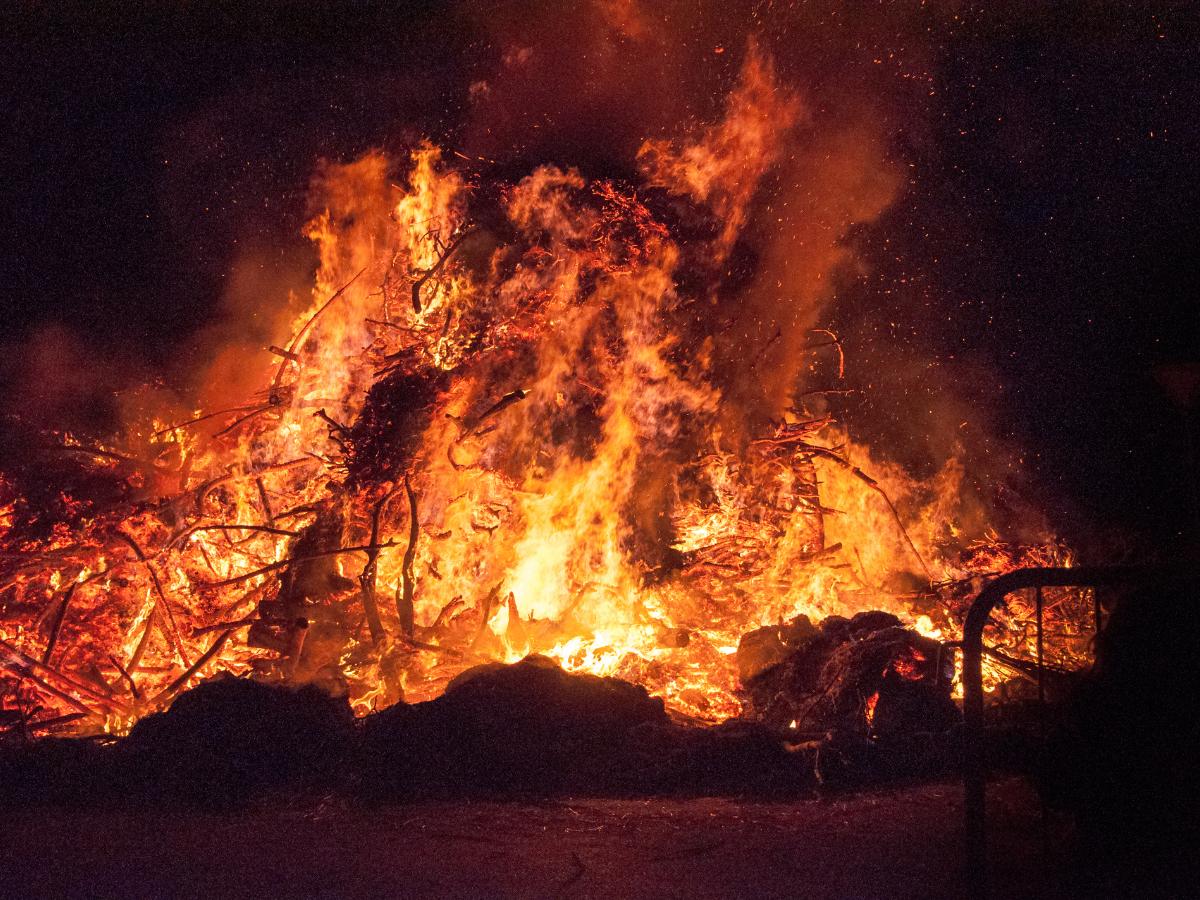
3;0;1038;537
0;324;135;435
456;3;921;413
443;0;1063;545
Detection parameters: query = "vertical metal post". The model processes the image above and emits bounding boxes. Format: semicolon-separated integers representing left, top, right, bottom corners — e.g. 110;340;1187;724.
1035;587;1049;849
1035;587;1045;709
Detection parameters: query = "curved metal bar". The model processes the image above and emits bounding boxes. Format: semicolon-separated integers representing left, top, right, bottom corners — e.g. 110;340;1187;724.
962;564;1193;892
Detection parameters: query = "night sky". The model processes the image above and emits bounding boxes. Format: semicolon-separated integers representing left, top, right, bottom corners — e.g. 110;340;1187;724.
1;1;1197;554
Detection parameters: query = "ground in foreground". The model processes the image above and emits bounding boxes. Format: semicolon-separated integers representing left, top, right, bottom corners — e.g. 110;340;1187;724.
2;777;1138;899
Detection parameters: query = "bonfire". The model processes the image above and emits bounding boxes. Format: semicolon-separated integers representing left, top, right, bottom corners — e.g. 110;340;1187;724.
0;48;1093;738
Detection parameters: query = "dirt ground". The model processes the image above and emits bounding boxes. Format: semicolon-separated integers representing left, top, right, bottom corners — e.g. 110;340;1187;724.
0;777;1102;899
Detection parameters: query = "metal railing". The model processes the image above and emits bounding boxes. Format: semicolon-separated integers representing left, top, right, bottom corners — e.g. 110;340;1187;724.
960;564;1197;894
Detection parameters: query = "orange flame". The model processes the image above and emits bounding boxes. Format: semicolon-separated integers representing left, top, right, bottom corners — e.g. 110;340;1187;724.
0;47;1091;734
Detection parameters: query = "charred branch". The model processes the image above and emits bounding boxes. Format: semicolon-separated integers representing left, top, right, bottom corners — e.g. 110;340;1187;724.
150;628;235;706
463;389;529;436
800;447;932;584
410;228;474;312
116;531;191;668
359;484;402;644
40;581;76;667
201;541;400;590
270;267;367;400
397;474;420;638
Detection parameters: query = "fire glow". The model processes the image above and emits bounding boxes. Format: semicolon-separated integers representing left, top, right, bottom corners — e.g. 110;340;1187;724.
0;47;1094;734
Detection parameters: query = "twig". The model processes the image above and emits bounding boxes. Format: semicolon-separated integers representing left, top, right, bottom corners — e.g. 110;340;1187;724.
41;581;77;667
794;388;860;400
748;329;783;369
360;484;402;644
2;662;99;717
803;447;933;583
365;318;411;332
271;268;367;398
315;408;353;459
411;229;474;312
116;531;191;668
154;403;273;437
169;522;300;549
107;654;141;700
127;608;157;673
213;403;277;439
54;443;148;468
0;638;125;712
195;457;316;510
150;629;235;706
398;473;420;638
201;542;400;589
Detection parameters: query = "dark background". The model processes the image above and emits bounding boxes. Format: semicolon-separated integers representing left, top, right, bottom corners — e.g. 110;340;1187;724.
1;1;1197;554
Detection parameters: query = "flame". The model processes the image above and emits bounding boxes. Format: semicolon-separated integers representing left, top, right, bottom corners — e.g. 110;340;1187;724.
0;46;1093;733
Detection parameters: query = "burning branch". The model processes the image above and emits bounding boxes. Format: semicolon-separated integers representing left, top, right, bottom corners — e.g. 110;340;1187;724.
410;228;474;312
0;638;127;715
40;581;76;667
150;628;235;707
155;403;276;438
200;541;400;589
116;531;191;668
359;483;402;644
269;267;367;400
168;523;301;550
314;408;353;463
213;402;281;439
397;474;420;638
107;654;141;700
802;447;932;583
